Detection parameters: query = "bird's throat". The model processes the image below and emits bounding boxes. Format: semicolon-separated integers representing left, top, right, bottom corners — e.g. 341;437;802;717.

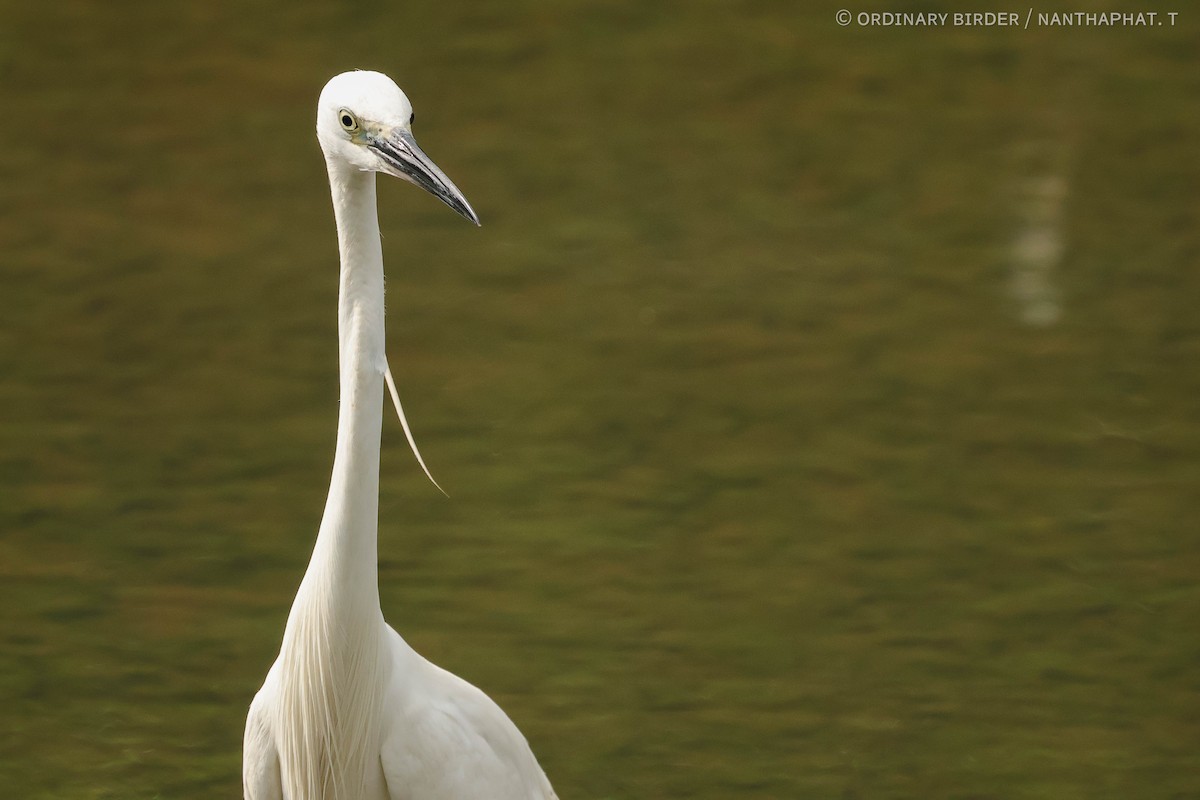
307;168;388;615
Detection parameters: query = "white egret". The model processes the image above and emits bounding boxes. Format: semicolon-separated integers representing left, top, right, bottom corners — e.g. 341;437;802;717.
242;70;558;800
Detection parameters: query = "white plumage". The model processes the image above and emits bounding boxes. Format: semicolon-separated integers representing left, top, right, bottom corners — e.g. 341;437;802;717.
242;70;557;800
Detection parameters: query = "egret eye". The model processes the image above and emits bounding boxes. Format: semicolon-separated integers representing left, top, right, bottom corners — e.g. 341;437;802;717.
409;112;415;125
338;109;359;132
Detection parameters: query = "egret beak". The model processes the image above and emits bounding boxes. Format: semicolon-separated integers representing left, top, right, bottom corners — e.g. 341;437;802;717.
370;128;480;226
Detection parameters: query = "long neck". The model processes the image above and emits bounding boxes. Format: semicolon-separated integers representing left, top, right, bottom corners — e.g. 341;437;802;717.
274;166;390;800
302;166;387;615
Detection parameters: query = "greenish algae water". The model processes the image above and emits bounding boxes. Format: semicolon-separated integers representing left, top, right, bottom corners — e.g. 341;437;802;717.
1;2;1198;797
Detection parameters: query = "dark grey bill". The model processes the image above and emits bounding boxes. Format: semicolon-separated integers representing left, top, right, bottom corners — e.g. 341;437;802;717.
370;129;481;226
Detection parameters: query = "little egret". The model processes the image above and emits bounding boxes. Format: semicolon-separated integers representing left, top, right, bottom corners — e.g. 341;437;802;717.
242;71;558;800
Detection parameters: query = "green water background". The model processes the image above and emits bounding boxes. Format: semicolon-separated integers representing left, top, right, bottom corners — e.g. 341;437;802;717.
1;1;1198;797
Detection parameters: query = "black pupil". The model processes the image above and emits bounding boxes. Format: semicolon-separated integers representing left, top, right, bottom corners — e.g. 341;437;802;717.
341;115;353;127
409;112;415;124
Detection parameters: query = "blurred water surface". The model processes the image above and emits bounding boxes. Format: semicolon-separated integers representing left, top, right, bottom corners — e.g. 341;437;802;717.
1;1;1198;797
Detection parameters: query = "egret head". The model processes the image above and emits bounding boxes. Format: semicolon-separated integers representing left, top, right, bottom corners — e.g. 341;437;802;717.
317;70;480;225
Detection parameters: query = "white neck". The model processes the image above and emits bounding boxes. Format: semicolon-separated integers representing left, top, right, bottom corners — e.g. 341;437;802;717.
310;165;387;607
275;164;389;800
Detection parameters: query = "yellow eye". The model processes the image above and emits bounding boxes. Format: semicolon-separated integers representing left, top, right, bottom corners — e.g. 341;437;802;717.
338;109;359;132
